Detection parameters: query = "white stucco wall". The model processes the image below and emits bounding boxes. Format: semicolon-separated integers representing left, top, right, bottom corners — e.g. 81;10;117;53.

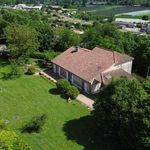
119;61;133;74
103;61;133;74
91;81;101;94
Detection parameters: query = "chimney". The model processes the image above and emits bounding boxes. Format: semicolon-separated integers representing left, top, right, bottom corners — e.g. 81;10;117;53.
75;46;80;52
113;51;117;64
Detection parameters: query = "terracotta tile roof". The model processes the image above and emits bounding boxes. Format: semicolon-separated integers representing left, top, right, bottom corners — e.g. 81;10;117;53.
51;46;134;83
103;69;135;85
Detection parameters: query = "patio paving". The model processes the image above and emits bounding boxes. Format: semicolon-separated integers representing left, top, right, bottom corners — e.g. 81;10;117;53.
77;94;95;110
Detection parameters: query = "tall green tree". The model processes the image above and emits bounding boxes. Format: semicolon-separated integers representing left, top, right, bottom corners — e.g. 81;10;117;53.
53;27;81;51
143;77;150;94
82;28;101;49
4;24;39;62
37;23;54;51
133;36;150;76
4;24;39;77
93;78;150;150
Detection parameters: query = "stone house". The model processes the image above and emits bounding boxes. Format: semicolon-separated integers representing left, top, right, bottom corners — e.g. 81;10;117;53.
51;46;134;94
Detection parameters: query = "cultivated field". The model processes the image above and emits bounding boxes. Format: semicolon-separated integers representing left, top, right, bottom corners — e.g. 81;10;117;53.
79;5;150;15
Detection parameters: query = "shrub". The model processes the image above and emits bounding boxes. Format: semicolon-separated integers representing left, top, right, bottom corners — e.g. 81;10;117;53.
30;52;48;60
21;114;47;133
30;51;60;61
9;60;23;78
66;85;79;99
0;120;7;130
56;79;70;93
56;79;79;99
142;15;149;20
26;65;36;75
143;77;150;94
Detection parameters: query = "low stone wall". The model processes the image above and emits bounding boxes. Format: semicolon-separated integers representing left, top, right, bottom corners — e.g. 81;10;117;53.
39;71;57;83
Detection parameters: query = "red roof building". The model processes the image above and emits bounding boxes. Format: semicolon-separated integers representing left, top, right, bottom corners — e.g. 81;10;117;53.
51;46;134;94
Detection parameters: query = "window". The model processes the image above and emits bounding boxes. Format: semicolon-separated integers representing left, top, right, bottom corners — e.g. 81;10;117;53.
60;68;66;78
73;75;82;88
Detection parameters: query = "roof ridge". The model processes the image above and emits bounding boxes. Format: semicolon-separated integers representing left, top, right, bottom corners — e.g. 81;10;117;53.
93;45;114;52
93;46;134;59
72;46;91;52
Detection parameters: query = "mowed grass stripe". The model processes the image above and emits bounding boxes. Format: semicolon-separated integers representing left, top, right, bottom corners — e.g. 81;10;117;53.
0;64;90;150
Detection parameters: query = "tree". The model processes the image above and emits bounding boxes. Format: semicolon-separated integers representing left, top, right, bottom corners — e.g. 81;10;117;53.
142;15;149;20
93;78;150;150
82;28;101;49
4;24;39;76
133;37;150;76
83;23;126;52
37;23;54;51
143;77;150;94
4;24;39;62
0;120;31;150
53;27;81;51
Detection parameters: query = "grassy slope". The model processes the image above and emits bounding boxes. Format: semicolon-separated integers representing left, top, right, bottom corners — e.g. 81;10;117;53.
0;59;90;150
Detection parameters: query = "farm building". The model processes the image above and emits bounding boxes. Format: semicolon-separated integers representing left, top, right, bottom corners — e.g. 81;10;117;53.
13;4;43;10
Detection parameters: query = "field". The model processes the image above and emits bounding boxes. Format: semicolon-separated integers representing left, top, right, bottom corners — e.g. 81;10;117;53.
0;59;101;150
116;10;150;16
79;5;150;15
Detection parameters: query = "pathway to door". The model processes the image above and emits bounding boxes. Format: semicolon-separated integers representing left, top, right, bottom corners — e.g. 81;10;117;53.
77;94;94;110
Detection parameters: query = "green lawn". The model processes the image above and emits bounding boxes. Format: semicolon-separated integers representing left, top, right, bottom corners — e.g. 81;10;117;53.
0;59;91;150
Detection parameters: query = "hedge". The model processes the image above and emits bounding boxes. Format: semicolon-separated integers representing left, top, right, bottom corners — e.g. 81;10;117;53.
30;51;60;61
66;85;80;99
56;79;70;93
26;65;36;75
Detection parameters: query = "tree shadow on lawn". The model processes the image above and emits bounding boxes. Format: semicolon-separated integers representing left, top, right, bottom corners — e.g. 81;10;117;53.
49;88;69;100
49;88;59;95
63;115;114;150
0;72;13;80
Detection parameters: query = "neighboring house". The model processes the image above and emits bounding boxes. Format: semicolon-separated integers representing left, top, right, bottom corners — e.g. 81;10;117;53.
51;46;134;94
115;18;150;30
13;4;42;11
115;21;136;28
0;45;9;57
115;18;149;24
